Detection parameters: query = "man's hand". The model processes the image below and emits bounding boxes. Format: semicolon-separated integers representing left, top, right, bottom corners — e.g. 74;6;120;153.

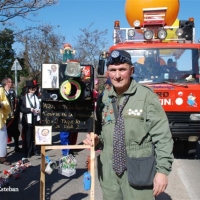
153;172;168;196
83;133;100;147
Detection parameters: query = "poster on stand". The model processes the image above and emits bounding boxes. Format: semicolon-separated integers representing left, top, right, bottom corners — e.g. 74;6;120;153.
35;126;52;145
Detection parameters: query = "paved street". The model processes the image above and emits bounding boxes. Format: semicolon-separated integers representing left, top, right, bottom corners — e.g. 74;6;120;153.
0;130;200;200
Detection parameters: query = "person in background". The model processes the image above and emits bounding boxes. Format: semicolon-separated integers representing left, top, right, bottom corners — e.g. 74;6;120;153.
0;84;12;165
83;50;174;200
142;57;162;82
167;58;174;68
20;86;27;149
1;77;23;152
97;78;113;107
104;78;112;91
166;58;178;72
21;84;41;149
93;78;100;116
93;78;100;100
60;131;78;156
20;80;41;158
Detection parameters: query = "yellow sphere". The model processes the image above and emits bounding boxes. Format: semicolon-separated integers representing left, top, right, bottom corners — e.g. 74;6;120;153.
125;0;180;27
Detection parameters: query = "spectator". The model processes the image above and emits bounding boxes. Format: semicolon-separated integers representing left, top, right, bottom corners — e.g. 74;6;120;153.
0;85;12;165
104;78;112;91
20;80;41;158
20;86;27;149
93;78;100;101
60;132;78;156
93;78;100;120
97;78;113;106
1;77;23;152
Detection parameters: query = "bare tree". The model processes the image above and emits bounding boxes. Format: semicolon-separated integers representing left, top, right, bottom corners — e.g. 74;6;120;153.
0;0;58;23
74;23;108;68
17;24;65;82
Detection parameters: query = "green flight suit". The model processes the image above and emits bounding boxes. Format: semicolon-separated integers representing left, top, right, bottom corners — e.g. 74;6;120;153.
95;78;174;200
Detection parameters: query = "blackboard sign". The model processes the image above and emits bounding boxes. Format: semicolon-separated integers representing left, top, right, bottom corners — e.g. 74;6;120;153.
41;100;94;132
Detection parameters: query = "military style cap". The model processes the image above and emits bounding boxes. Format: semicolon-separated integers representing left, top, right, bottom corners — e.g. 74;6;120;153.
106;50;133;66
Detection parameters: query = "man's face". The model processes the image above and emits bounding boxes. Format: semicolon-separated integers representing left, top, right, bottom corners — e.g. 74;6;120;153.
94;83;99;90
6;78;13;88
29;87;37;94
107;63;133;95
167;62;173;67
144;61;153;71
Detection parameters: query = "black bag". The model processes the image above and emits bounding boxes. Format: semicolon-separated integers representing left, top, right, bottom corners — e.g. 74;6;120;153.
126;145;156;187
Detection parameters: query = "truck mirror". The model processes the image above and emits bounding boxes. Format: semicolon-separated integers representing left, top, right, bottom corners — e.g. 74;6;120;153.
98;60;105;75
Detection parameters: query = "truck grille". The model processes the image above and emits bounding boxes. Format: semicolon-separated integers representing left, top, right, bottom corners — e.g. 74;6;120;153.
166;112;200;138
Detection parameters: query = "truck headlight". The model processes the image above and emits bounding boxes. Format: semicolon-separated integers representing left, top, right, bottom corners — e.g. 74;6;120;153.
144;30;154;40
157;29;167;40
128;29;135;37
133;20;140;27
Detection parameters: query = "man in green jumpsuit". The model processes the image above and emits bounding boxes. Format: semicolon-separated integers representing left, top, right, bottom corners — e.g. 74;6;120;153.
83;50;174;200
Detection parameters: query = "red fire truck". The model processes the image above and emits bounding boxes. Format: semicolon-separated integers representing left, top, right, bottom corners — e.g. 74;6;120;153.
98;0;200;155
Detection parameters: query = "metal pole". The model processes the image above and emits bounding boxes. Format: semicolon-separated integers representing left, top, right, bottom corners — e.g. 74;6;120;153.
15;60;18;96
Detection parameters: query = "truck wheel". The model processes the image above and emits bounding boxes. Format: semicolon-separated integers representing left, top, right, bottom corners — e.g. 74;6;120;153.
196;140;200;159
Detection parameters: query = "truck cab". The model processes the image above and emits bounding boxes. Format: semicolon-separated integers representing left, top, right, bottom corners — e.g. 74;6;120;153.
98;16;200;144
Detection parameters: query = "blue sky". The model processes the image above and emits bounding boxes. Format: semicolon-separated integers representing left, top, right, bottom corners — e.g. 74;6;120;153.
9;0;200;52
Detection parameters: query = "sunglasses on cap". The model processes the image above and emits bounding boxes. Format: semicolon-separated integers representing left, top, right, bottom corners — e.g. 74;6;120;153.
106;50;133;66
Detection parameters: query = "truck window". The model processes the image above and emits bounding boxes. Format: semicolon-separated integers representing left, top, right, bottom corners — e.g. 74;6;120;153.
127;48;199;83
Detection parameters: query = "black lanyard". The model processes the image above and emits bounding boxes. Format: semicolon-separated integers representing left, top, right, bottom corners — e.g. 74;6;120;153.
27;94;36;109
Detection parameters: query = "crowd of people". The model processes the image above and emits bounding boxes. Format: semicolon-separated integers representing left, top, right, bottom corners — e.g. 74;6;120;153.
0;78;42;165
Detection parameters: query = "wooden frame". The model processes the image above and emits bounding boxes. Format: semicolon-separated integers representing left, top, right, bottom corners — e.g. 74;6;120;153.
40;132;95;200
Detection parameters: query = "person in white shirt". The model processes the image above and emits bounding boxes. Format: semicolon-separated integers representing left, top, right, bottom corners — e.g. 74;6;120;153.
20;80;41;158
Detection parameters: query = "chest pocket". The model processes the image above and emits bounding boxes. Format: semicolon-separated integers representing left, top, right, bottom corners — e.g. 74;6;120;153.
124;115;146;143
123;100;151;144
